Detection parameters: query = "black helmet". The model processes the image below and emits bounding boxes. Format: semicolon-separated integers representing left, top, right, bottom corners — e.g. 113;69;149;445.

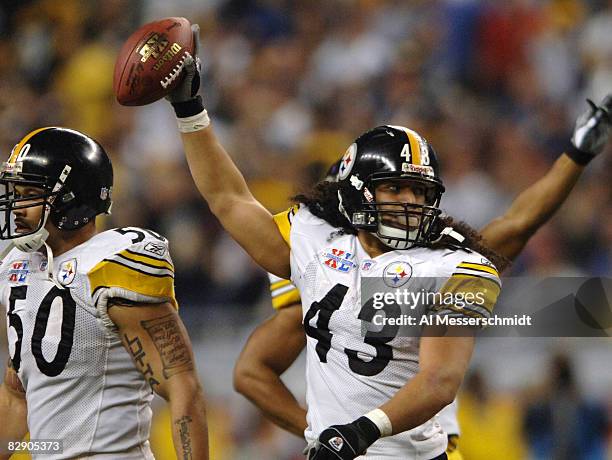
336;125;444;249
0;127;113;246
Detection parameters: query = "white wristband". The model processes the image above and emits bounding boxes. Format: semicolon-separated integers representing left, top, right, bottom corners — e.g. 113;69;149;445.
177;110;210;133
365;409;393;438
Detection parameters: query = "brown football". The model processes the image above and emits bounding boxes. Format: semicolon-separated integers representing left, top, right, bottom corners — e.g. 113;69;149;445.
113;17;194;106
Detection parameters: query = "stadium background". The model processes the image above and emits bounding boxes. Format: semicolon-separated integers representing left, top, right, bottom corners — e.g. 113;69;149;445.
0;0;610;458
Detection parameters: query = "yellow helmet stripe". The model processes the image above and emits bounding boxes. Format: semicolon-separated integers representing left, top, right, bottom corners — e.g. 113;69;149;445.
393;126;422;166
407;128;425;166
8;127;54;163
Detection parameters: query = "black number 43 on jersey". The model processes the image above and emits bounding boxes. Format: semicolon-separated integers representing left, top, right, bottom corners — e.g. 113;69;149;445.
304;284;401;377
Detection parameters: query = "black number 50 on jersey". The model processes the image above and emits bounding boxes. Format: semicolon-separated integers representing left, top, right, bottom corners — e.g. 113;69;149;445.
7;285;76;377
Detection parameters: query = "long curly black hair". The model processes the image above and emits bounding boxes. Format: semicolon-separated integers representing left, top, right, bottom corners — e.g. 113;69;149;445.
293;180;510;272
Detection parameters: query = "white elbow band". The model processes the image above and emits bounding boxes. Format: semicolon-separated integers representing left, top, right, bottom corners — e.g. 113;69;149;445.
177;109;210;133
365;408;393;437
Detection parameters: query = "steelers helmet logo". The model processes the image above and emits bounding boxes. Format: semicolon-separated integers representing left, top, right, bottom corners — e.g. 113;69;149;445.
338;143;357;180
383;261;412;288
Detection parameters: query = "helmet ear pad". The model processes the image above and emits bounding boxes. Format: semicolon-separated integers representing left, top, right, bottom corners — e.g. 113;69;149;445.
337;179;377;230
49;196;98;230
47;177;110;230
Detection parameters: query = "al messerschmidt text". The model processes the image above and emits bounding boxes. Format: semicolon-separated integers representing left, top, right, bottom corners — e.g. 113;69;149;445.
373;314;532;327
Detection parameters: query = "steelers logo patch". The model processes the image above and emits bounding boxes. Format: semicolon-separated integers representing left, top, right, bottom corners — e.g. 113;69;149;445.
383;261;412;288
58;258;77;286
338;143;357;180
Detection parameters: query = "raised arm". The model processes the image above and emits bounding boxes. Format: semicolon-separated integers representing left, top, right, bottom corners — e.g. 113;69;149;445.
481;95;611;262
0;359;28;460
178;127;290;278
166;26;290;279
108;301;209;460
480;155;583;260
233;303;307;437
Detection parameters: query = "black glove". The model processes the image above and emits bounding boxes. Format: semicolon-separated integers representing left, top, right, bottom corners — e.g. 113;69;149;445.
306;417;381;459
166;24;203;117
567;94;612;164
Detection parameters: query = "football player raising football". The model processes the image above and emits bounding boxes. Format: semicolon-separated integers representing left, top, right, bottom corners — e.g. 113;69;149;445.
233;94;611;459
165;26;610;460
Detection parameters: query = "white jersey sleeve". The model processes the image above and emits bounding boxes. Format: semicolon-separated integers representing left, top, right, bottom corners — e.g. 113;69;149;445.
431;251;501;322
86;227;177;330
268;272;300;310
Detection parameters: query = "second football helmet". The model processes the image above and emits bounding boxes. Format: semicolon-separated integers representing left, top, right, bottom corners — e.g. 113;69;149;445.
0;127;113;252
336;125;444;249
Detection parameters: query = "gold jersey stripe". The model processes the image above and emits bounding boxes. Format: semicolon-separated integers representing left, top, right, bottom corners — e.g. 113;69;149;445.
457;262;499;277
272;288;301;310
88;259;177;308
270;278;291;291
119;249;174;271
9;127;54;163
273;205;297;247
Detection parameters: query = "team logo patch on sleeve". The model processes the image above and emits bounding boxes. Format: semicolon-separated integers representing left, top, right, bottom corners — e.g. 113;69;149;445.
58;258;77;286
321;248;357;273
383;261;412;287
8;260;30;283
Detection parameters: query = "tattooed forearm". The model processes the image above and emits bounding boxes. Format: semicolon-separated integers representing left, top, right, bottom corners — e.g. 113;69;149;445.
174;415;193;460
124;334;161;390
141;314;194;378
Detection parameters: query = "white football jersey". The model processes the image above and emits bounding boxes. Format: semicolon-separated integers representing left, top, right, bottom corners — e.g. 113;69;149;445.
2;227;177;459
279;207;500;460
267;279;461;437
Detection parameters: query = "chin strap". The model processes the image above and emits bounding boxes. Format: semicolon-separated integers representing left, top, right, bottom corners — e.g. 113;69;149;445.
13;202;51;253
375;221;419;250
431;226;465;244
13;226;50;252
1;206;62;287
43;242;63;289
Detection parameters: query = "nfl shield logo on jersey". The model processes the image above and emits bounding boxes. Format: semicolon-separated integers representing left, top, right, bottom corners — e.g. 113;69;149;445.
383;261;412;287
58;258;77;286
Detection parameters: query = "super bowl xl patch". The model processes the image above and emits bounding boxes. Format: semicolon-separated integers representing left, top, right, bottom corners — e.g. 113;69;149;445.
322;248;357;273
8;260;30;283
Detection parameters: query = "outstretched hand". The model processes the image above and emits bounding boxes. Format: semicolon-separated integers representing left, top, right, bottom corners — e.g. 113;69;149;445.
166;24;201;104
571;94;612;158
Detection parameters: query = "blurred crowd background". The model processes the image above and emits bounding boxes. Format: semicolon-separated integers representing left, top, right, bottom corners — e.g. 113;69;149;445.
0;0;611;459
